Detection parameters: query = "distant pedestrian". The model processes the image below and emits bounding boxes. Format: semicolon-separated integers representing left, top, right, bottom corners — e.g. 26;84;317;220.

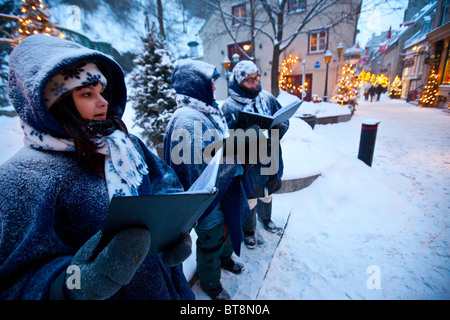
369;85;376;102
363;83;370;101
376;84;383;101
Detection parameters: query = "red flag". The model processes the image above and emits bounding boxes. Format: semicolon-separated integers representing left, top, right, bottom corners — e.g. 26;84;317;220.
387;26;391;40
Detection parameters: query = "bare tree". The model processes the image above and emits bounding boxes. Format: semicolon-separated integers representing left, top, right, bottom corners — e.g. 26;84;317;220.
202;0;362;96
157;0;166;39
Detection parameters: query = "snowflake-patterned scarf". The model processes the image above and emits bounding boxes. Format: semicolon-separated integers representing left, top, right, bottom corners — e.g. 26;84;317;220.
229;83;272;116
21;120;148;200
175;94;229;136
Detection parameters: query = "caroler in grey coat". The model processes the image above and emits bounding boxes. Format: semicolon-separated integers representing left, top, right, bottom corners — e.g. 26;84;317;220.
164;59;250;299
0;35;194;300
221;60;289;247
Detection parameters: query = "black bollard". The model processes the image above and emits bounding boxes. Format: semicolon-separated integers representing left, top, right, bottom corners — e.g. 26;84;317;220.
358;119;380;166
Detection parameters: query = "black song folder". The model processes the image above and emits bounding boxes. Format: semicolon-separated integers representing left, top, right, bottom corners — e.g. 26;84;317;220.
238;100;302;129
94;150;222;257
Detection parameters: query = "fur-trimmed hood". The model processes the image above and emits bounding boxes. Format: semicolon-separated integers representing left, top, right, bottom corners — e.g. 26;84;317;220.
8;34;127;138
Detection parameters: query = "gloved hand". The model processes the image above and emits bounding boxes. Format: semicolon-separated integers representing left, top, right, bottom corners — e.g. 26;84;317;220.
50;228;151;300
160;233;192;267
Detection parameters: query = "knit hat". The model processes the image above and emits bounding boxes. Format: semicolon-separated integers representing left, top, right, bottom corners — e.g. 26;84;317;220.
44;62;107;108
232;60;259;84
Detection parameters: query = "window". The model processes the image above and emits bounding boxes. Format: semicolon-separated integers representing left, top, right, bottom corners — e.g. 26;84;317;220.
232;4;246;26
227;41;252;69
288;0;306;13
308;30;328;54
441;0;450;26
442;45;450;84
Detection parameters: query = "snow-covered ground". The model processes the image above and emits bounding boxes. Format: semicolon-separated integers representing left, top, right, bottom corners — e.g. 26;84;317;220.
191;93;450;300
0;93;448;299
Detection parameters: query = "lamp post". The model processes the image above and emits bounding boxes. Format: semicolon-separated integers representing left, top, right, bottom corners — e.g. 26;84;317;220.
222;57;231;92
337;42;343;61
323;49;332;102
302;59;306;100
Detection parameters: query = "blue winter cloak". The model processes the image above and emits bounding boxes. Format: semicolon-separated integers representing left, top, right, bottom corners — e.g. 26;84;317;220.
164;59;250;256
0;35;194;300
221;79;289;198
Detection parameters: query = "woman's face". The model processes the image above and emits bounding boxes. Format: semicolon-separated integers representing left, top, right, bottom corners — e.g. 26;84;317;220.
72;82;108;120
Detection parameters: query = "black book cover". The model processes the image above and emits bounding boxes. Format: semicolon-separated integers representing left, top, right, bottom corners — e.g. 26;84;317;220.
238;100;302;129
93;151;222;258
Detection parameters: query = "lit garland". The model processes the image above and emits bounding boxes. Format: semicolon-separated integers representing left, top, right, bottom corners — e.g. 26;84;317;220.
357;70;389;88
419;65;439;106
373;74;389;88
331;63;359;107
357;70;372;87
389;75;402;99
279;55;309;97
17;0;64;42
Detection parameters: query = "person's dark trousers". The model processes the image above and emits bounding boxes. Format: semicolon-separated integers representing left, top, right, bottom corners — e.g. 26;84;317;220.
242;198;272;234
195;222;233;291
242;205;257;235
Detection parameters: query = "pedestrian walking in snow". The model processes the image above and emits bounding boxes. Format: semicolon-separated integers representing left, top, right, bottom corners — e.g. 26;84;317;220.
221;61;289;249
164;59;250;300
376;84;384;101
363;83;370;101
369;85;376;102
0;35;194;300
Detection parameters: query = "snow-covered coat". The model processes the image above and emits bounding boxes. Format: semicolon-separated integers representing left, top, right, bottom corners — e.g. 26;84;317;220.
0;35;194;300
221;78;289;198
164;59;250;256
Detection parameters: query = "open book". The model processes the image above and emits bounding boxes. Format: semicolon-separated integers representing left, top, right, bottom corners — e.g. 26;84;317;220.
238;100;303;130
94;150;222;257
203;124;271;166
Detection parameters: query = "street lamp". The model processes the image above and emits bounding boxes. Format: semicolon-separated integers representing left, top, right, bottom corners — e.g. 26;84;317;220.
323;49;332;102
222;57;231;91
337;42;343;61
222;57;231;69
302;59;306;100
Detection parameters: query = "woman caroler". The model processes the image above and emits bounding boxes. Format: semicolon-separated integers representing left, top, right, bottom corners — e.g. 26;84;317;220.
0;35;194;300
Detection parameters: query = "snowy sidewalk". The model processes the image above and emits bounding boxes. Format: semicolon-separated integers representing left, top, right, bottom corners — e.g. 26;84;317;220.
1;94;448;299
188;94;450;300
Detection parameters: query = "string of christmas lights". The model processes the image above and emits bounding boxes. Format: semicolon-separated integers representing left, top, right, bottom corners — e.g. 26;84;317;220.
389;75;402;99
17;0;64;42
279;55;309;97
330;63;359;107
419;65;438;106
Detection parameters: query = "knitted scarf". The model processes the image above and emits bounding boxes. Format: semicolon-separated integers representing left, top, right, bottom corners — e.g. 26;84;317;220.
175;94;229;136
21;120;148;200
229;83;271;116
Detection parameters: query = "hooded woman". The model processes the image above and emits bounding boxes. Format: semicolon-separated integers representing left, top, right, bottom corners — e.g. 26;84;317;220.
164;59;250;300
221;60;289;249
0;35;194;300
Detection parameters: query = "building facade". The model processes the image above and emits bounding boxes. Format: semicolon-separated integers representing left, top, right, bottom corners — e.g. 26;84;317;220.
426;0;450;107
199;0;362;101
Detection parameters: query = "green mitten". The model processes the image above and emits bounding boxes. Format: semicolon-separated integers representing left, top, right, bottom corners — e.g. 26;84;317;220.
50;228;151;300
160;233;192;267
